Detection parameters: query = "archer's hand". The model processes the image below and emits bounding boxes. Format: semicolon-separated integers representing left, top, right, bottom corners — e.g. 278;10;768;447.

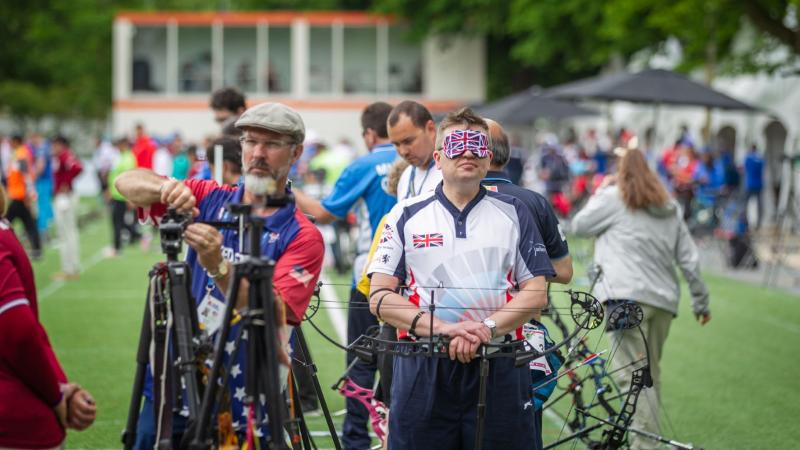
695;312;711;326
184;223;224;272
448;335;481;363
159;179;199;216
437;321;491;344
67;388;96;431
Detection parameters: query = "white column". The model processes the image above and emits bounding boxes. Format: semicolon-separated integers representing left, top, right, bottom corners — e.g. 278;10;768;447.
256;21;268;95
113;19;133;100
166;20;178;95
377;21;389;95
292;19;309;98
212;20;224;91
332;21;344;95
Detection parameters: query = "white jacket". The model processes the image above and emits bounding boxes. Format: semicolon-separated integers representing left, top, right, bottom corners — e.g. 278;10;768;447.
571;186;710;316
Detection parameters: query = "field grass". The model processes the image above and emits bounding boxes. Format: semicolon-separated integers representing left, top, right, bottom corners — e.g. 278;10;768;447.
28;211;800;449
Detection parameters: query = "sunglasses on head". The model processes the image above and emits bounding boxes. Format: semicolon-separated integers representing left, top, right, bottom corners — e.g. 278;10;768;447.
441;130;490;159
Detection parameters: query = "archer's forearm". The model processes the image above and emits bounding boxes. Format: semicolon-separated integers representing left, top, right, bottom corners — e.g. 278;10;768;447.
489;276;547;336
115;168;165;207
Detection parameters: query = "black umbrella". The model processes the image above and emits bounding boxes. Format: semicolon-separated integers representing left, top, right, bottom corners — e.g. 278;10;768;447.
546;68;756;111
474;87;598;125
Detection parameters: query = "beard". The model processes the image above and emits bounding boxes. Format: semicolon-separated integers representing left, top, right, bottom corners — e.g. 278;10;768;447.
244;173;277;197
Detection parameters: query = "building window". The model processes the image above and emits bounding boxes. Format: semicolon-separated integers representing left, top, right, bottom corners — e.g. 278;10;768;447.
267;26;291;93
388;26;422;94
223;26;257;93
309;26;333;94
132;26;167;93
343;27;377;94
178;26;212;93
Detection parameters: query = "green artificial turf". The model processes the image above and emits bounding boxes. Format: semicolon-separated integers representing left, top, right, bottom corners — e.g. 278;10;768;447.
29;211;800;449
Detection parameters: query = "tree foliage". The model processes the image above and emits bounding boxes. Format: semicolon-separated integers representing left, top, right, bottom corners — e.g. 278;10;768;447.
375;0;800;99
1;0;798;121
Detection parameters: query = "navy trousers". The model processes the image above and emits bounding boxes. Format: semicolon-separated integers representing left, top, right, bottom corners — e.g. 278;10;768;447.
388;355;538;450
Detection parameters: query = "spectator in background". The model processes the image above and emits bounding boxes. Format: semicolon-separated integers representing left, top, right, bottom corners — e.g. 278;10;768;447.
5;134;41;259
0;184;97;448
107;138;141;256
31;132;55;238
744;144;765;229
172;143;191;180
51;136;83;280
539;140;571;217
185;145;204;180
210;86;247;137
0;134;10;185
152;135;175;177
132;124;156;170
693;150;723;214
93;137;119;200
671;143;698;221
207;136;243;185
572;146;710;450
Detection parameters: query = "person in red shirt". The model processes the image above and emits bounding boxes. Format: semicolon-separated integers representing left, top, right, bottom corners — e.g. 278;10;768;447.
132;124;156;170
51;136;83;280
0;185;97;449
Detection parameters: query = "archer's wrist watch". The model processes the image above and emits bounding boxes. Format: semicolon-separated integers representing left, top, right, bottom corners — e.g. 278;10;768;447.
208;260;229;280
483;318;497;339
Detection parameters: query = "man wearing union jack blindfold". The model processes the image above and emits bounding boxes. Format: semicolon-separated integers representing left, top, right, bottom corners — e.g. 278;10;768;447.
367;107;554;449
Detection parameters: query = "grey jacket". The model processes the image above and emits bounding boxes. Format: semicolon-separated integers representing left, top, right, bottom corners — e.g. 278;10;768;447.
571;186;710;316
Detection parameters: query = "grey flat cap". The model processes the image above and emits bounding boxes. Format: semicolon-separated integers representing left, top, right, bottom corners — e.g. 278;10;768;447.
235;102;305;143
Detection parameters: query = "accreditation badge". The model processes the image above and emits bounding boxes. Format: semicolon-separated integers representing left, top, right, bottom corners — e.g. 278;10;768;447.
522;322;552;375
197;286;226;335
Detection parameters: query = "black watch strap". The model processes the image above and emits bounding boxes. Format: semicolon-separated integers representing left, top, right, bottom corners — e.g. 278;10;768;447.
409;311;426;337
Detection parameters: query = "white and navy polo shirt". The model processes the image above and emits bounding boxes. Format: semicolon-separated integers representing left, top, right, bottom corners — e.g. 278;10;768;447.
368;182;555;340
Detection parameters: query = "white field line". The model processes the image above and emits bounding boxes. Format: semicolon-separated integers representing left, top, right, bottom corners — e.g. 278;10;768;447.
39;248;107;301
320;275;348;344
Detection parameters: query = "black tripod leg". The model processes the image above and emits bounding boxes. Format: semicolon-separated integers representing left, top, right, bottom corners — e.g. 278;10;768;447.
474;348;489;450
122;296;153;450
169;262;202;417
190;270;243;450
294;327;342;450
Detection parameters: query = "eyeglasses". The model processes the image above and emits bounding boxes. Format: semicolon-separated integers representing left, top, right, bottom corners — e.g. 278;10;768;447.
440;130;490;159
239;137;295;151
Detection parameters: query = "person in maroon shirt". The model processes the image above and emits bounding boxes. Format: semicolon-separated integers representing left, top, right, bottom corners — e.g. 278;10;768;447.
0;185;97;449
51;136;83;280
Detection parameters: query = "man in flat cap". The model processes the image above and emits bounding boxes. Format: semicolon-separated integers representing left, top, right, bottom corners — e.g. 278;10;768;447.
116;102;324;448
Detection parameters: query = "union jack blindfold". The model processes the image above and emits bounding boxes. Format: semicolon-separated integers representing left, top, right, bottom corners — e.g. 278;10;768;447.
441;130;490;159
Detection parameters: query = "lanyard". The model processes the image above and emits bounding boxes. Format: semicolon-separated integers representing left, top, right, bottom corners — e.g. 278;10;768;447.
408;160;435;198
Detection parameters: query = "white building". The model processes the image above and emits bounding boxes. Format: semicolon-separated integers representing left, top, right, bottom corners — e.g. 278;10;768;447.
112;11;486;148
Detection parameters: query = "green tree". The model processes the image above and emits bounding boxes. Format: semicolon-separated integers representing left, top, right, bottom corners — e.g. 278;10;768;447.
375;0;800;99
0;0;123;123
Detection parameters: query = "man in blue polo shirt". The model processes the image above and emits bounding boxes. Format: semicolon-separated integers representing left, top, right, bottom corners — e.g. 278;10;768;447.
368;108;554;449
293;102;397;449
